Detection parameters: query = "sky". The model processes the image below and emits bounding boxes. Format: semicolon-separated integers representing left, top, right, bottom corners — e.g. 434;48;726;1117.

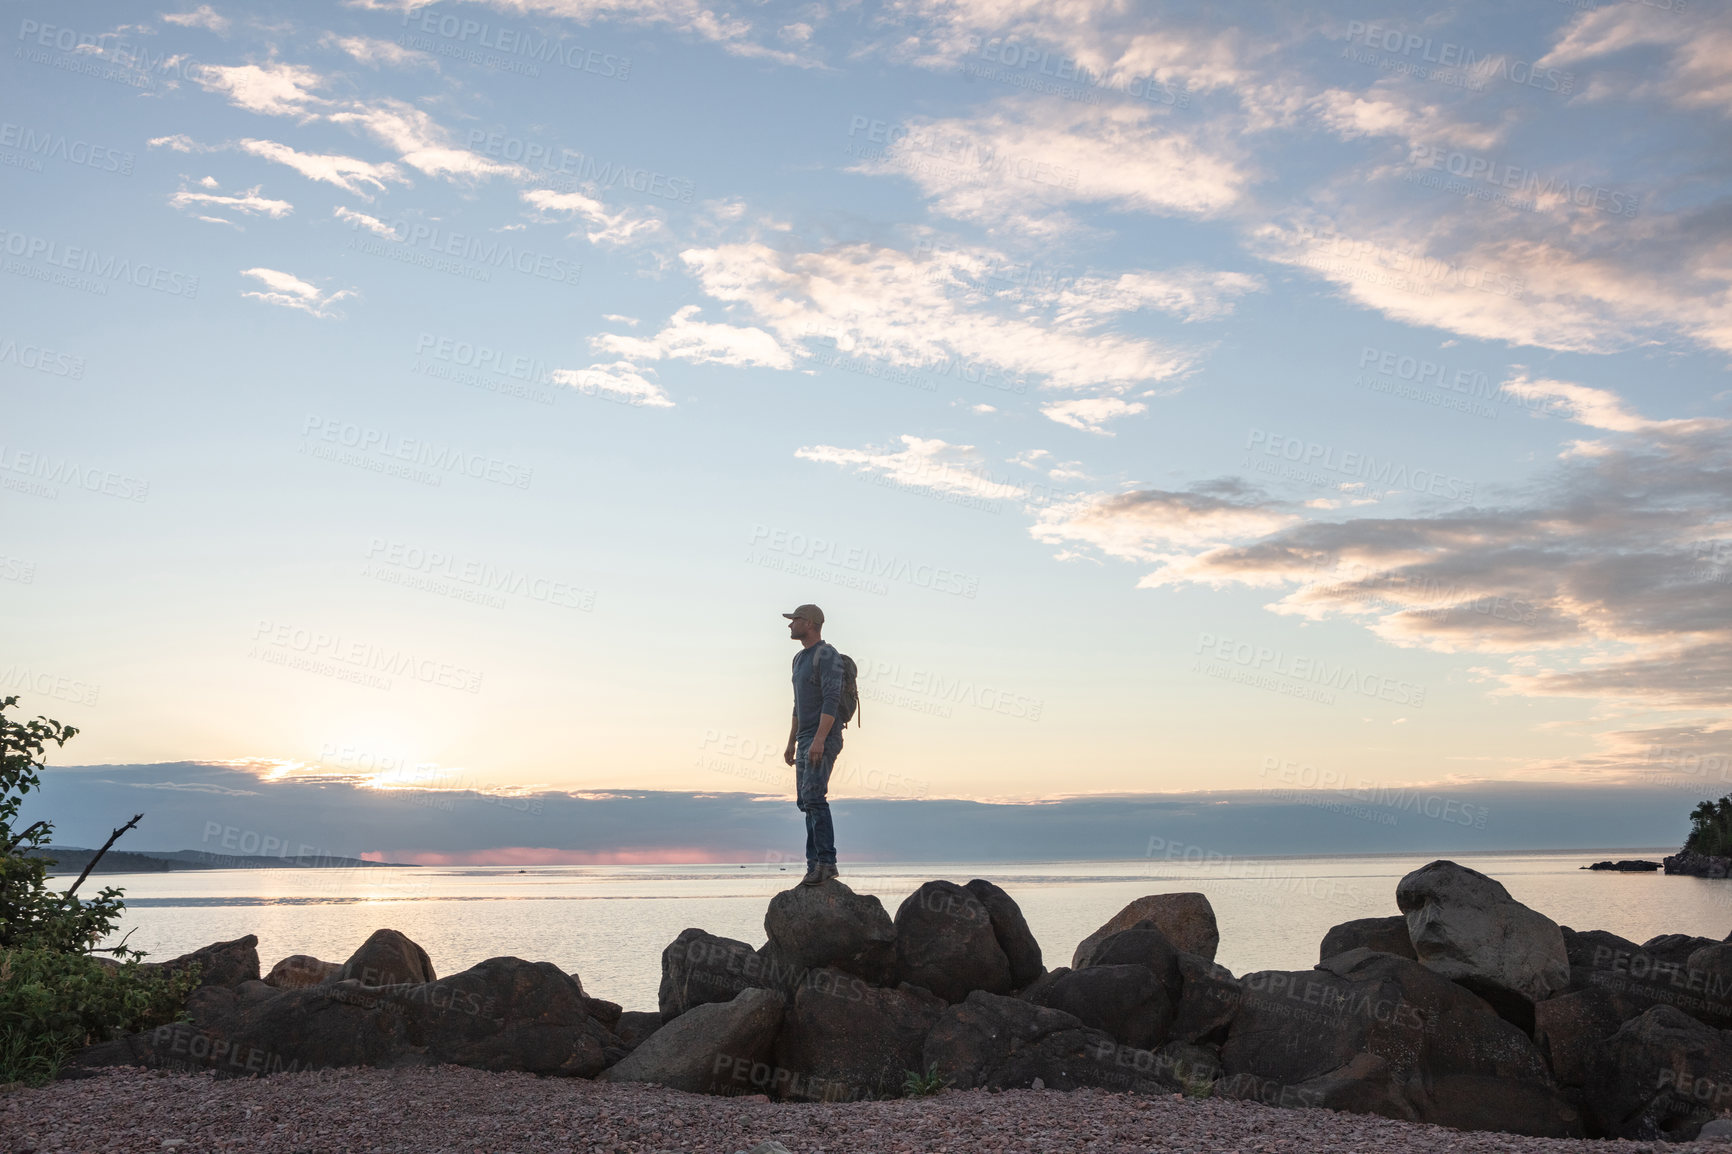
5;0;1732;860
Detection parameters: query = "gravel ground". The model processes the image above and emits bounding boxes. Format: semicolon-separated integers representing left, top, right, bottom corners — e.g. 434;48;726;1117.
0;1067;1697;1154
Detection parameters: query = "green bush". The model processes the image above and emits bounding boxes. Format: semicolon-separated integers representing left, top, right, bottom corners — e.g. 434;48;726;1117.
0;696;196;1086
0;948;198;1085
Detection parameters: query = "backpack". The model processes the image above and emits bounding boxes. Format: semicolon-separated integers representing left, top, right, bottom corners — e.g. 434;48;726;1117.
807;643;862;729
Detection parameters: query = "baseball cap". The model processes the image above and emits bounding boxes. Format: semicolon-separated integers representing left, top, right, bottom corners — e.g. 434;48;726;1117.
781;603;825;626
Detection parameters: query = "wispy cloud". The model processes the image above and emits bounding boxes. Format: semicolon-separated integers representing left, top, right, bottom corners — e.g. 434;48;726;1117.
239;267;358;318
237;138;407;198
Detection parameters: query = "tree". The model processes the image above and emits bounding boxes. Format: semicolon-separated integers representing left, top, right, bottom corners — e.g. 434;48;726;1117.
0;695;132;955
1685;793;1732;859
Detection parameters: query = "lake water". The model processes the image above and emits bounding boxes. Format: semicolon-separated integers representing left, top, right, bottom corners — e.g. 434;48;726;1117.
74;849;1726;1012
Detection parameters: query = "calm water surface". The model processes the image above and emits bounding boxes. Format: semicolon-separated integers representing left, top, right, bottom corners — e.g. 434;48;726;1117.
73;850;1722;1012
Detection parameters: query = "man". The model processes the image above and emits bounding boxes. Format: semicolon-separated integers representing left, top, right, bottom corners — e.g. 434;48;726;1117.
783;603;841;886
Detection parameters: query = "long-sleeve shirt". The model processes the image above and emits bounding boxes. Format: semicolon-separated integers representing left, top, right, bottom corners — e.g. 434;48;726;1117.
792;642;843;741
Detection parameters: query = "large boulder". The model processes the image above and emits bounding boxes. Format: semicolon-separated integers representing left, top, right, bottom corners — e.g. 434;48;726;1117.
1395;859;1569;1029
1584;1004;1732;1140
264;954;343;991
1644;933;1723;966
1021;963;1172;1049
1535;985;1647;1089
70;955;619;1079
769;968;947;1101
612;1011;662;1050
1219;947;1581;1137
923;990;1179;1095
763;882;896;986
151;935;260;989
1560;927;1643;993
1074;922;1182;996
1320;916;1415;963
1170;952;1241;1045
603;988;785;1094
659;929;764;1021
1073;893;1218;965
893;881;1012;1003
964;879;1044;988
340;928;435;987
1561;927;1732;1029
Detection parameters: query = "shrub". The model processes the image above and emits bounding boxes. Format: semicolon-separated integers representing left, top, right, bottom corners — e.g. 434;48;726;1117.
0;948;198;1085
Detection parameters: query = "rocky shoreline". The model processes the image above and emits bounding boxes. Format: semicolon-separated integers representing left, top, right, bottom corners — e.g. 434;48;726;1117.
48;860;1732;1142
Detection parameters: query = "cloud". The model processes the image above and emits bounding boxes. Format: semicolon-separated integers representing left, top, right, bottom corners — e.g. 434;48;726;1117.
321;32;433;68
1039;397;1148;434
549;361;674;407
1037;384;1732;719
661;239;1220;428
1309;87;1504;151
1540;5;1732;117
851;100;1253;235
520;188;664;247
239;267;358;318
197;62;329;117
162;5;231;34
796;435;1027;501
237;138;407;198
1031;482;1301;561
332;205;396;237
326;99;518;182
149;134;209;153
169;183;294;222
452;0;822;68
592;304;792;369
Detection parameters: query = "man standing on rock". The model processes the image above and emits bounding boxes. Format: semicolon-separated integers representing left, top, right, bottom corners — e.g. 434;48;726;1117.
783;603;841;887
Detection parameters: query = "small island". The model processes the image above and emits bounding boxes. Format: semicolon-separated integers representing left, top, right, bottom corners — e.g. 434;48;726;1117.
1661;795;1732;877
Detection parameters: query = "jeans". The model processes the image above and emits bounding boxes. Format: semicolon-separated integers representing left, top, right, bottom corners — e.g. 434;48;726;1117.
795;733;841;867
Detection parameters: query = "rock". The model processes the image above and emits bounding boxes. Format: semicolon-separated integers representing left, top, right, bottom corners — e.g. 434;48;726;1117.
1584;860;1660;871
1072;893;1218;965
964;879;1044;988
603;988;786;1094
763;882;896;987
1584;1004;1732;1140
1319;916;1415;963
923;990;1179;1095
1534;986;1646;1088
1645;933;1724;967
1664;851;1732;878
1561;928;1732;1030
893;881;1012;1003
612;1011;663;1050
1701;1118;1732;1142
1396;859;1570;1030
1153;1040;1221;1093
340;928;435;987
769;968;947;1101
584;997;623;1029
1170;952;1241;1045
152;935;260;989
736;1143;793;1154
1219;947;1581;1137
1560;926;1643;992
263;955;342;991
1074;922;1182;997
397;956;618;1075
70;956;618;1079
1023;963;1172;1050
659;929;765;1021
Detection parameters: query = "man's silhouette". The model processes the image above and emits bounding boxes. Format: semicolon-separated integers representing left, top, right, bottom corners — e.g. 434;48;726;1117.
783;603;841;886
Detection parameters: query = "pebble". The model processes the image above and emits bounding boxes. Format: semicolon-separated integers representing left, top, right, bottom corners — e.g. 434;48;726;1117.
0;1065;1703;1153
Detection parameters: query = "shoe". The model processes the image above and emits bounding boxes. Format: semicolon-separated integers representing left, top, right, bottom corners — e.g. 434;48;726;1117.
816;862;839;883
799;866;823;886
